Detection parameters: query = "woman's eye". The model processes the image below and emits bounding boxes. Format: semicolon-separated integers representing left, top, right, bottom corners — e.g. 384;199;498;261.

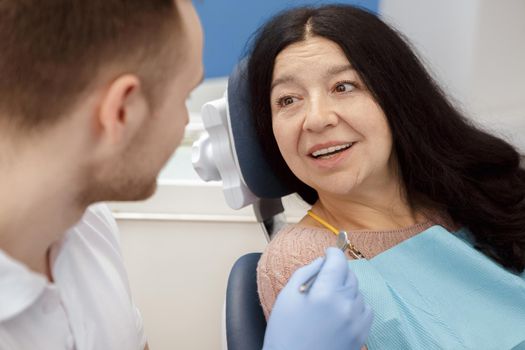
278;96;297;107
334;82;355;93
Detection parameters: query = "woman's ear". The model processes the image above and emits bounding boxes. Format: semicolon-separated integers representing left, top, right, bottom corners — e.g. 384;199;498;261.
96;74;149;147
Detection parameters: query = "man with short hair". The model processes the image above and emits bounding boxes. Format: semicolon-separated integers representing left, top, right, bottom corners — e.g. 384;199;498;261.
0;1;371;349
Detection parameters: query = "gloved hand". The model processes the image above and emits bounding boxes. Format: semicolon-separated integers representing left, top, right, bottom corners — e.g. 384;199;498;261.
262;247;373;350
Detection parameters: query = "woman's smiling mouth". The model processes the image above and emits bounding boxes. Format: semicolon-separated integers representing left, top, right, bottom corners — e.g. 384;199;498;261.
310;142;353;159
307;142;356;169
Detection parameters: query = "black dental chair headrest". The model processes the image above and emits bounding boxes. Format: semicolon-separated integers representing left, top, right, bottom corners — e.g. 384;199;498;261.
227;58;292;199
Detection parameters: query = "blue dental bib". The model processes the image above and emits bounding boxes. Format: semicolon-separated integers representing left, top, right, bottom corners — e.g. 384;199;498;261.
349;226;525;349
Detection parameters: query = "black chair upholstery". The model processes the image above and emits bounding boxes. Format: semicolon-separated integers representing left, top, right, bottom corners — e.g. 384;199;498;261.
225;253;267;350
228;58;291;199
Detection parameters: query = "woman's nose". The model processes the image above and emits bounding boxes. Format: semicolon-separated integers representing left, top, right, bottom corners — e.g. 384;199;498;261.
303;95;338;132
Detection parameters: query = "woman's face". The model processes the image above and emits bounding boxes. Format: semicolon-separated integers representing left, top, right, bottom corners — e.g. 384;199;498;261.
270;36;396;198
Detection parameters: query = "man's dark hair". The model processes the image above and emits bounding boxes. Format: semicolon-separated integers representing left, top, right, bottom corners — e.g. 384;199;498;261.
0;0;181;131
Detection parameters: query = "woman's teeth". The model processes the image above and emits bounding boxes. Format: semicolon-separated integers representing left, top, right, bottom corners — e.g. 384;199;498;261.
311;143;353;158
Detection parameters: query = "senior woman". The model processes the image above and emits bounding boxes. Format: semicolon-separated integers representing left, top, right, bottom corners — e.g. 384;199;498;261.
248;4;525;349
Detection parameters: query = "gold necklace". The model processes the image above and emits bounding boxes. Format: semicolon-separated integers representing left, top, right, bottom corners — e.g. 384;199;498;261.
307;210;365;259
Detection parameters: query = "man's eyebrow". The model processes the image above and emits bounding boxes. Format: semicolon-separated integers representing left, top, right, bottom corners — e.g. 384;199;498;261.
271;64;355;92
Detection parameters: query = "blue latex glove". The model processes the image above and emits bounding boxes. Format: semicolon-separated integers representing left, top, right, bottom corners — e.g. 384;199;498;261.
262;247;373;350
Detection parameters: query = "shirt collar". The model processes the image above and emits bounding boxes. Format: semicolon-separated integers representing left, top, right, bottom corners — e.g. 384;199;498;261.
0;249;47;322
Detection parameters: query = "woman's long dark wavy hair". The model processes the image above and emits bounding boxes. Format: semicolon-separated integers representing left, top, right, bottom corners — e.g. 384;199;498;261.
247;5;525;272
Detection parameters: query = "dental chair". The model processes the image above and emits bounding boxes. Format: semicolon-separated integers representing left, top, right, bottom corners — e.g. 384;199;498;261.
192;59;292;350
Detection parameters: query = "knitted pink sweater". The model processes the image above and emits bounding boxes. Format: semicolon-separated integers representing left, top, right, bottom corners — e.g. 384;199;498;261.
257;215;457;320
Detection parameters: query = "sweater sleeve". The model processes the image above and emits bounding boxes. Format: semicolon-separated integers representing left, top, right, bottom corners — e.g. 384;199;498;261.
256;225;335;319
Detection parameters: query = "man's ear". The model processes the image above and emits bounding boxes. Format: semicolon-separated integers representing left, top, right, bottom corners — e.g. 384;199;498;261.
97;74;149;147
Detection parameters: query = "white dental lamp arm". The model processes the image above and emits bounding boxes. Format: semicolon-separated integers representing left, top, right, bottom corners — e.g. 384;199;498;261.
192;93;258;210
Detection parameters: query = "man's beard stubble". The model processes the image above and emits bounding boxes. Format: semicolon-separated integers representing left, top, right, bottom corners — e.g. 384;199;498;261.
76;162;158;206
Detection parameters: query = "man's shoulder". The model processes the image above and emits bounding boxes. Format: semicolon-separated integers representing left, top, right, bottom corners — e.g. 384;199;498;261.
53;204;145;350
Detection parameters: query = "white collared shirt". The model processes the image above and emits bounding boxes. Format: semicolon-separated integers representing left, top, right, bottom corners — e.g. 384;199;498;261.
0;204;147;350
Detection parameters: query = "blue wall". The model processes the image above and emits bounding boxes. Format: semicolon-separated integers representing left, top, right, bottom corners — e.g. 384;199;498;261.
194;0;380;78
